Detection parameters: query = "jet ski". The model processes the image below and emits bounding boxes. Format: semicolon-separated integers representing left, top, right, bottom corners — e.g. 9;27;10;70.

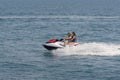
43;38;79;50
43;39;64;50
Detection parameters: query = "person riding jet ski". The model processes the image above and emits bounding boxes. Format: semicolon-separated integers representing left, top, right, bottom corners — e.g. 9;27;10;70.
69;32;77;46
63;32;72;46
63;32;77;46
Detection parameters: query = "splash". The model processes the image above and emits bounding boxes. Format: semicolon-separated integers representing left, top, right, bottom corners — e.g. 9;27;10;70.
52;42;120;56
0;15;120;19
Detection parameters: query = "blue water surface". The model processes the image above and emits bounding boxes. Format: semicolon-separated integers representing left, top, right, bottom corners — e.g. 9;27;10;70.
0;0;120;80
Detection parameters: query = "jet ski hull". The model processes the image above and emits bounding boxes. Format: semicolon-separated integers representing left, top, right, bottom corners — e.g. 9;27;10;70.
43;39;79;50
43;44;59;50
43;41;64;50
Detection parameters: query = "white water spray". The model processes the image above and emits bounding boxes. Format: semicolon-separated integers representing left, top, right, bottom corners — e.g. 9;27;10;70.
52;42;120;56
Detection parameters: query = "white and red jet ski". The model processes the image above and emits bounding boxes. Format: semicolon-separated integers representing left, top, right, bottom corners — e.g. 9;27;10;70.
43;39;79;50
43;39;64;50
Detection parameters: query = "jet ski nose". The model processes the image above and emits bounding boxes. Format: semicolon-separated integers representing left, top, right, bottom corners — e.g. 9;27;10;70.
43;44;58;50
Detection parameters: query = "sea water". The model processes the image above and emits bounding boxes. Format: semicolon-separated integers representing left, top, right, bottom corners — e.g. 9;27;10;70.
0;0;120;80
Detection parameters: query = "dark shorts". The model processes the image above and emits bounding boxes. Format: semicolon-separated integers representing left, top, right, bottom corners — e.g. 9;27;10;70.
71;39;77;42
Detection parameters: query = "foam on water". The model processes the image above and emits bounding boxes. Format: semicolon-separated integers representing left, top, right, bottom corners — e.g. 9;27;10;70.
0;15;120;19
52;42;120;56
